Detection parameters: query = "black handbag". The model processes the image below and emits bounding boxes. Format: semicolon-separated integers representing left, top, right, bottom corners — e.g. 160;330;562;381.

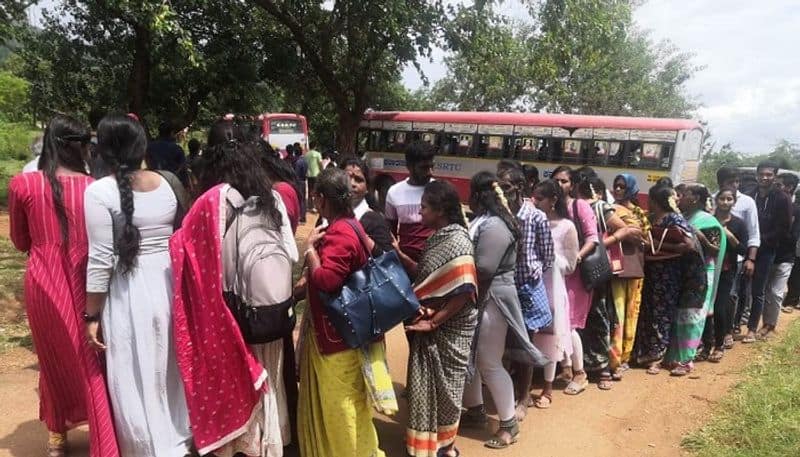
323;220;421;348
573;200;613;290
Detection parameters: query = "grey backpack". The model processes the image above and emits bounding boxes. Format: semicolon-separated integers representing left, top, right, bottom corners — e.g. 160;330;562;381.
222;187;295;344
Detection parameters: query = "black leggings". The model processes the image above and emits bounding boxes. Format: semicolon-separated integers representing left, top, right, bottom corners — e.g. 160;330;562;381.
702;269;737;349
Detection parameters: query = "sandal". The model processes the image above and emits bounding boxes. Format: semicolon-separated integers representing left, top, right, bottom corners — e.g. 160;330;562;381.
741;332;757;344
534;393;552;409
670;362;693;377
646;364;661;375
597;371;613;390
617;363;630;373
708;349;724;363
782;306;794;314
484;419;519;450
460;406;487;428
611;370;623;381
695;349;710;362
723;334;735;350
564;377;588;395
47;432;66;457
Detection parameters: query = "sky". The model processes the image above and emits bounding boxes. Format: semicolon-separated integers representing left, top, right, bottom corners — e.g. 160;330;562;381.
402;0;800;155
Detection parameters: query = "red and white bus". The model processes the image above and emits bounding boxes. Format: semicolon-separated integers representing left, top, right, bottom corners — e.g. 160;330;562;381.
358;111;703;205
259;113;309;154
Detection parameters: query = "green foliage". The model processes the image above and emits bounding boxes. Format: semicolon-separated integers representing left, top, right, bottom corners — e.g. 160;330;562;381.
249;0;446;154
697;143;744;188
0;122;37;161
0;71;29;122
433;0;699;118
683;318;800;457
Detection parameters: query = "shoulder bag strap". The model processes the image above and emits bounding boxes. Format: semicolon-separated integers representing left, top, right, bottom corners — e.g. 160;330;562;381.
572;199;585;247
344;219;374;260
156;170;190;230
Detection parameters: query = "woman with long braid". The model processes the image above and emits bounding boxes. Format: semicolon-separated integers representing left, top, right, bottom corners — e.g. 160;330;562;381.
83;114;192;456
460;171;547;450
9;115;119;457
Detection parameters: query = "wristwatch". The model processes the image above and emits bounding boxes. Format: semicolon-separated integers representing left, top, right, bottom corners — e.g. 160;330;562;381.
82;311;100;323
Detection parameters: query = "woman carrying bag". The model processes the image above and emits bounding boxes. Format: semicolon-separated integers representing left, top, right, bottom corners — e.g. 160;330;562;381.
298;167;396;457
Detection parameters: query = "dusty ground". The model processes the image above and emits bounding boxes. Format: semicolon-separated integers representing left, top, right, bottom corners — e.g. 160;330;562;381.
0;211;789;457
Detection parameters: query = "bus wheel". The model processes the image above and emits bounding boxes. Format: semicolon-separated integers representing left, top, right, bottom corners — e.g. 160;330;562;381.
374;175;395;214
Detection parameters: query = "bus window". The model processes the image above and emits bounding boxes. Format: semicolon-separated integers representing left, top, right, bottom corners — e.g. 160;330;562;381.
638;143;662;169
478;135;508;158
368;130;385;151
626;141;643;168
389;131;408;152
660;143;675;169
357;129;368;153
563;140;581;156
444;133;474;156
514;137;536;160
591;141;622;166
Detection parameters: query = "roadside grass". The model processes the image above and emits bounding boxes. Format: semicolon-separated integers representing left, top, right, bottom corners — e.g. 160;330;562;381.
0;235;30;351
682;319;800;457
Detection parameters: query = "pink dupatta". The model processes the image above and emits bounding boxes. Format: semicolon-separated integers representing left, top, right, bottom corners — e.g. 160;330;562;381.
170;184;268;455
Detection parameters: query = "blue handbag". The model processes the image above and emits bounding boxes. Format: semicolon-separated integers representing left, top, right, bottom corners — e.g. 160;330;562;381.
323;220;421;348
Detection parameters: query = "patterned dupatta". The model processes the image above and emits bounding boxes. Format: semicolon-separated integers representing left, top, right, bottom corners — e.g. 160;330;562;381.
170;184;268;455
414;224;478;302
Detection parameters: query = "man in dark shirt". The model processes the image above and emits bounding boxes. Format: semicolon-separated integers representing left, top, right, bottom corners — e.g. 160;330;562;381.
146;120;188;185
743;161;793;343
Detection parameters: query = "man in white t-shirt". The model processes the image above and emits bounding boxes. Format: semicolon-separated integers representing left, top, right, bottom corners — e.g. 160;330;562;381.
384;142;436;262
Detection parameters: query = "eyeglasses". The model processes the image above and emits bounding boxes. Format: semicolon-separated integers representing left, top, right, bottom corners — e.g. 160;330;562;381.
613;183;627;190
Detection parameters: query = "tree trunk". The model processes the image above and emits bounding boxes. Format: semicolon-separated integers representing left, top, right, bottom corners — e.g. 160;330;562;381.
336;110;361;159
126;24;151;123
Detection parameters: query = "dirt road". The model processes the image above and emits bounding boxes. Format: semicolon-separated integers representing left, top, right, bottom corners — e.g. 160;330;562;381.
0;212;787;456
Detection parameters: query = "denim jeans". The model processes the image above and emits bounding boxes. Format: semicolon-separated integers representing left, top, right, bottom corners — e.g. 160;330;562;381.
747;247;778;332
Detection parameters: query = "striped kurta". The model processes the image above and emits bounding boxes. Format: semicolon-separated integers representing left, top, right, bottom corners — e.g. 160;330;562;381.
8;171;119;456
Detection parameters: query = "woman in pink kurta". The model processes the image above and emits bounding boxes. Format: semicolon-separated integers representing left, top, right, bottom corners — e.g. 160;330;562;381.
552;166;599;395
8;116;118;457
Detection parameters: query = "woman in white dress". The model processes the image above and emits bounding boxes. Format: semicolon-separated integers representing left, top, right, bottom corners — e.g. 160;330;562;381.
531;179;579;409
83;114;192;457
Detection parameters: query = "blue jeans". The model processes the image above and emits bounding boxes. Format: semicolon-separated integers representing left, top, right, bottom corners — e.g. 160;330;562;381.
747;247;778;332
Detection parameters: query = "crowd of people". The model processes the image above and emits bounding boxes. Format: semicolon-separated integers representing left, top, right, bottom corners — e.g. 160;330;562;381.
8;112;800;457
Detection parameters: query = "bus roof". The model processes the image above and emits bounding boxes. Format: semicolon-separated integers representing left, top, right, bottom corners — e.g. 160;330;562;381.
362;111;701;132
260;113;307;121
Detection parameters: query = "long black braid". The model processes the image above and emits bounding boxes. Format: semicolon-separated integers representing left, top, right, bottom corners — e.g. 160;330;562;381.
469;171;522;249
95;114;147;275
38;115;91;244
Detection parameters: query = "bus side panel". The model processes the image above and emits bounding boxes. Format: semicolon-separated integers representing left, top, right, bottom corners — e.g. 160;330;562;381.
366;151;660;206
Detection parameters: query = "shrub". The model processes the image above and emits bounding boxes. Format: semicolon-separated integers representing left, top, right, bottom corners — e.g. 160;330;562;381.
0;121;38;161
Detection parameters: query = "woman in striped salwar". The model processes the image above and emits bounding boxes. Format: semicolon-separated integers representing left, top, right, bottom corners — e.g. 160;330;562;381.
8;116;119;457
394;181;478;457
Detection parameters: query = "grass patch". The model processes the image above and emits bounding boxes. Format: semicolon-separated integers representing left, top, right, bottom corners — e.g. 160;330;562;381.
682;319;800;457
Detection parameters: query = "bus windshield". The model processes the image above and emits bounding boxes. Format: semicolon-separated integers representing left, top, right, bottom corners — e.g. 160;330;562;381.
269;119;303;134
